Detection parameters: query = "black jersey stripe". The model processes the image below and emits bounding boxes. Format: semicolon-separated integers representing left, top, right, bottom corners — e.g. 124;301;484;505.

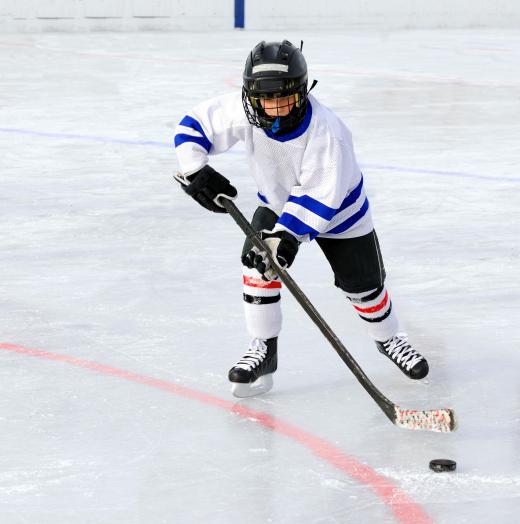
243;293;281;305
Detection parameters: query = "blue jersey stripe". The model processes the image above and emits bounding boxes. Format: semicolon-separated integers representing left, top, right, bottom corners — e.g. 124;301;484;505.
277;213;320;240
287;194;336;221
337;176;364;214
257;192;269;204
287;175;364;221
175;115;212;152
174;133;212;152
326;198;370;234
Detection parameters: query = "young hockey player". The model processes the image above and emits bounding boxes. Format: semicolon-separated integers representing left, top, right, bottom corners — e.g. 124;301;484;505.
174;40;429;397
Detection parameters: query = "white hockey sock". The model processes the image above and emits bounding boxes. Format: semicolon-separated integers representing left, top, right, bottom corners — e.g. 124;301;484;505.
242;266;282;340
345;286;399;342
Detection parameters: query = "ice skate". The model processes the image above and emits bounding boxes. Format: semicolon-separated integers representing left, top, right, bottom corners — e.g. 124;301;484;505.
376;332;429;379
228;337;278;398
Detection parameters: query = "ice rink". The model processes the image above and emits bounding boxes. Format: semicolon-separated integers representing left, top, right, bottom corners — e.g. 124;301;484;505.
1;29;519;523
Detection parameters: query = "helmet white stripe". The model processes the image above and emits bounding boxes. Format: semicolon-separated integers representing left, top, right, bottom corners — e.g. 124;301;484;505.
252;63;289;74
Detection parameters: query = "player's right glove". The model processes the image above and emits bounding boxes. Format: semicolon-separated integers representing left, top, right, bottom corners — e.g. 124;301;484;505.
174;165;237;213
242;229;300;280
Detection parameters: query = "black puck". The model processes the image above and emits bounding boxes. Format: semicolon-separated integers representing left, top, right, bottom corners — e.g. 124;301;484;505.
429;459;456;472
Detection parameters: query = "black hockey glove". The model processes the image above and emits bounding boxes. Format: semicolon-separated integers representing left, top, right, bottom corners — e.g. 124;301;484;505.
242;229;300;280
174;165;237;213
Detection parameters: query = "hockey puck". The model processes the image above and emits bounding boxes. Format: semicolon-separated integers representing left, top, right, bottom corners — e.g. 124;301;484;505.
429;459;456;472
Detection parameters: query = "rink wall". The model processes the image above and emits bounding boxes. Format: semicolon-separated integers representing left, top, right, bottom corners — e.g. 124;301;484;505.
0;1;233;32
0;0;519;32
245;0;520;30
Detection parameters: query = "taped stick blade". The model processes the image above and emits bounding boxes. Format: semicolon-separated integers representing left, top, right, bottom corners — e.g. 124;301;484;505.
394;406;457;432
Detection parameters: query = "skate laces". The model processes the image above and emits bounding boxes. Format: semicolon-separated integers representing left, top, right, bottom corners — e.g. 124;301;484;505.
235;339;268;371
381;333;423;371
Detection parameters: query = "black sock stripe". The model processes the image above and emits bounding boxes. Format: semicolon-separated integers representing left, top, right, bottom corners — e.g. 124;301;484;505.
243;293;280;305
348;286;385;304
358;301;393;323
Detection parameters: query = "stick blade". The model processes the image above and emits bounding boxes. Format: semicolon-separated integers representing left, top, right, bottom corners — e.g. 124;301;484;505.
394;406;457;432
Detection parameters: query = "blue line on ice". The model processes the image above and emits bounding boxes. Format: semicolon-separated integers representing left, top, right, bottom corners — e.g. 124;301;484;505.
1;126;518;183
0;127;170;148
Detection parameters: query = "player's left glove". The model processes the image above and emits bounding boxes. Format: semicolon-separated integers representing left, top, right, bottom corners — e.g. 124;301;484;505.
242;229;300;280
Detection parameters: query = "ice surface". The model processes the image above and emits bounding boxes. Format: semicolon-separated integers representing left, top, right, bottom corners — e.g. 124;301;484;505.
0;29;519;523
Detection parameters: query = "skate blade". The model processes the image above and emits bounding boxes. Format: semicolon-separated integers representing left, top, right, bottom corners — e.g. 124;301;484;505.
231;373;274;398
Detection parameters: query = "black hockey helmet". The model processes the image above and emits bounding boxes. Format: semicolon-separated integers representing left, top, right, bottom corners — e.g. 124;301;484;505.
242;40;311;134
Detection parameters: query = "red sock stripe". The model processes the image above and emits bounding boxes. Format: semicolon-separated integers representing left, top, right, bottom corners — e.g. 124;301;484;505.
353;291;389;314
243;275;282;289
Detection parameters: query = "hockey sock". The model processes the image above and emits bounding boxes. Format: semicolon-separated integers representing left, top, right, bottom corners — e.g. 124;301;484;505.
242;266;282;340
345;286;399;342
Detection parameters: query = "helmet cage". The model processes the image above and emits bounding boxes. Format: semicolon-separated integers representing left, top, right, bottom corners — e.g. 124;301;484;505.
242;77;309;133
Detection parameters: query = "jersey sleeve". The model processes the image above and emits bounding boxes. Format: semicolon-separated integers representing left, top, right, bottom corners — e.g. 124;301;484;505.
272;124;368;242
174;92;247;175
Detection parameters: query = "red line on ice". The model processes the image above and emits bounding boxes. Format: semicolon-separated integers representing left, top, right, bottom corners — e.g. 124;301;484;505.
0;342;433;524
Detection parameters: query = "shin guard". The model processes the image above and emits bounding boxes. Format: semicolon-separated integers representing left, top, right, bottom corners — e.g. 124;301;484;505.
345;286;399;342
242;267;282;340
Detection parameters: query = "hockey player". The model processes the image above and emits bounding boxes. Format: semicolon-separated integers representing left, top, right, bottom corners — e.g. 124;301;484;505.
174;40;429;397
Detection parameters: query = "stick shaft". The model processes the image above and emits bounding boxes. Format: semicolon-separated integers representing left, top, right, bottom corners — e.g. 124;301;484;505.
220;198;397;422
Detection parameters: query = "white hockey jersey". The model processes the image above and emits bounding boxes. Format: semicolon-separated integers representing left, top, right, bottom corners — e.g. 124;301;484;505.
174;92;373;242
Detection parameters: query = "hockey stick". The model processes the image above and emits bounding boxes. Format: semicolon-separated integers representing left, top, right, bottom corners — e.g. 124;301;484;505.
219;198;456;433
